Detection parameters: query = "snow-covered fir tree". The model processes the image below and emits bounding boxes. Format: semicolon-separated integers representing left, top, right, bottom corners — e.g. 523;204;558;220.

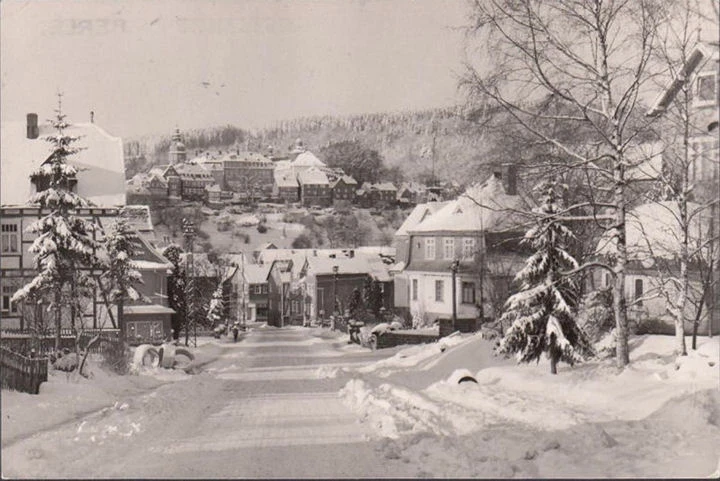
98;217;145;340
496;181;593;374
206;285;224;328
12;95;100;350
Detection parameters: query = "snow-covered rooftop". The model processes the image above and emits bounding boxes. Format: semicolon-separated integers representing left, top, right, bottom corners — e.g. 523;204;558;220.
274;168;298;188
243;263;272;284
395;201;450;237
1;120;126;207
291;151;326;168
297;167;329;185
408;176;529;234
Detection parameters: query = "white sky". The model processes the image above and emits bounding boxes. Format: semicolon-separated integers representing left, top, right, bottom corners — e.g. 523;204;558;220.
0;0;469;138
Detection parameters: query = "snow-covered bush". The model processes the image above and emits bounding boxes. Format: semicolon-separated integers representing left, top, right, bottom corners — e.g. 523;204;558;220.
577;288;614;343
53;351;79;372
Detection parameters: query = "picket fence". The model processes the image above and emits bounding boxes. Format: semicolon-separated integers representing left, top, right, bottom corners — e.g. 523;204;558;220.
0;346;48;395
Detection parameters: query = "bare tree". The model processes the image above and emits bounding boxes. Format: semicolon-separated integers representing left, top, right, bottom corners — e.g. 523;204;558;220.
462;0;667;367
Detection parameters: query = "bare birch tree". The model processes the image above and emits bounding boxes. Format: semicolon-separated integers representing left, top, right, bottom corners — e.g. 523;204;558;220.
462;0;667;367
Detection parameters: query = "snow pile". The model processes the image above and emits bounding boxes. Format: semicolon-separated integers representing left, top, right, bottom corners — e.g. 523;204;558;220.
342;335;719;439
354;332;470;376
315;366;340;379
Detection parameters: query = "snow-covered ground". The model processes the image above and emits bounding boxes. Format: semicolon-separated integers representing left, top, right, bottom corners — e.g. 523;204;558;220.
2;330;718;478
339;333;720;478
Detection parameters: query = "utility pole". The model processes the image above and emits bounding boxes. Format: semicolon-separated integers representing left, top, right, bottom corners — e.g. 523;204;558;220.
332;265;339;331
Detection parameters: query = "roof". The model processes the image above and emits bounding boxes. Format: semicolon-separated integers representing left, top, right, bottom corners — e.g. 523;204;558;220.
205;184;222;192
597;201;709;261
274;168;298;188
304;254;392;281
395;201;451;236
375;182;397;192
243;263;272;284
1;120;125;207
121;205;154;233
173;162;213;179
408;175;529;234
291;151;326;168
222;151;274;166
331;175;358;188
297;167;329;185
648;41;720;116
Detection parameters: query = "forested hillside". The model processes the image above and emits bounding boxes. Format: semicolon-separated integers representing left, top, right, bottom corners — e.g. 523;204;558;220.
123;107;502;183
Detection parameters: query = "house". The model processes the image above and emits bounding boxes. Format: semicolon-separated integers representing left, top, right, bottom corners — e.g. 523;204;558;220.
398;169;530;326
374;182;398;206
0;113;126;330
243;263;271;323
297;167;331;207
273;167;300;202
595;201;717;335
205;183;223;207
299;251;394;323
221;151;275;199
330;175;358;203
168;162;215;201
392;201;450;315
645;40;719;333
122;236;175;345
267;259;293;327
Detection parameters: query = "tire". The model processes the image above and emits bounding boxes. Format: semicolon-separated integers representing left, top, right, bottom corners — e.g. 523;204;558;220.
133;345;160;369
173;347;195;369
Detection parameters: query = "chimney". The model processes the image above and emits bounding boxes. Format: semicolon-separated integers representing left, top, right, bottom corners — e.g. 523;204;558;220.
501;163;518;195
90;111;95;123
26;113;39;139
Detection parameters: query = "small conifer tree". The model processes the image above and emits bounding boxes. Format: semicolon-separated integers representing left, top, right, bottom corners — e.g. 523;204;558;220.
496;181;593;374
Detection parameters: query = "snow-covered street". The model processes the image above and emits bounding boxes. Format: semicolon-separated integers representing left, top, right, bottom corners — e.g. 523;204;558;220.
2;327;719;478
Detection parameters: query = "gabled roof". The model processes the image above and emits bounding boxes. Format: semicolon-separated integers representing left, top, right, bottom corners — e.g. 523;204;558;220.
297;167;329;185
330;175;358;188
243;263;272;284
1;120;126;207
274;167;298;188
374;182;397;192
303;254;391;281
121;205;154;233
291;151;326;168
395;201;451;236
173;162;213;179
408;175;530;234
648;41;720;116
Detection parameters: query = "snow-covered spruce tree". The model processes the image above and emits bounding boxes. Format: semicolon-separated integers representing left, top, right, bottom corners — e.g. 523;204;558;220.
206;284;224;328
12;96;100;351
97;217;146;341
496;181;593;374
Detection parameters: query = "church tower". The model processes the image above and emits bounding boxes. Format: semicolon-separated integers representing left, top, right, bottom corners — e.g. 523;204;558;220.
168;128;187;164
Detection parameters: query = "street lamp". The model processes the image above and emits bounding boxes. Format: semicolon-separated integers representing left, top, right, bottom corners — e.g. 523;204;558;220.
182;218;196;347
450;259;460;330
332;265;339;330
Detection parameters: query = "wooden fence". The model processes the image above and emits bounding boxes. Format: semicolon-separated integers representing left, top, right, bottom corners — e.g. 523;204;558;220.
0;346;48;395
0;329;121;357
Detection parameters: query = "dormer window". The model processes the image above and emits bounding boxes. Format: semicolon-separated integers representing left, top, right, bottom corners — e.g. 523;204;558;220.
696;72;717;106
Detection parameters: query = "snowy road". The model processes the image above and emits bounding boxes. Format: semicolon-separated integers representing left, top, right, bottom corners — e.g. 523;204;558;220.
1;328;420;479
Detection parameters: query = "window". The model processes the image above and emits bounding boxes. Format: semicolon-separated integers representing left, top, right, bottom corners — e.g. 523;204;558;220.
443;238;455;260
462;238;475;259
461;282;475;304
1;224;18;253
1;285;18;314
291;300;299;314
425;238;436;260
696;73;717;104
604;273;611;288
254;285;262;295
434;280;444;302
634;278;644;307
690;137;720;182
412;279;418;301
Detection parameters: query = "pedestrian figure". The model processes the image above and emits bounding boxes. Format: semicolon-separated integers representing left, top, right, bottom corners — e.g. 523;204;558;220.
232;323;239;343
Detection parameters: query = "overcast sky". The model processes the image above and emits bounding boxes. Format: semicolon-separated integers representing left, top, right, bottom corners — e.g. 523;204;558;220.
1;0;469;138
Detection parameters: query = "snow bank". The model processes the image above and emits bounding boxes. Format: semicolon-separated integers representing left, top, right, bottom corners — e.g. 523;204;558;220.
342;335;720;439
353;332;470;376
